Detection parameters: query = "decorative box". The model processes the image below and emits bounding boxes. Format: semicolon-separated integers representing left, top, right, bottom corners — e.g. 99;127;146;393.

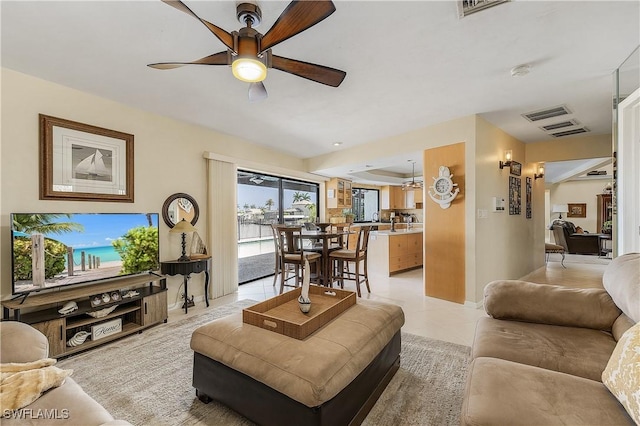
91;318;122;341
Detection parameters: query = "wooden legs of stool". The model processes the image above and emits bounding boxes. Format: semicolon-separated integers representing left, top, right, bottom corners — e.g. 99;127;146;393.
330;257;371;297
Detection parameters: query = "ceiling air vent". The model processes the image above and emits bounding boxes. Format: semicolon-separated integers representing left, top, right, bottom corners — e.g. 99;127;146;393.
522;105;572;122
539;119;580;132
457;0;509;18
550;127;590;138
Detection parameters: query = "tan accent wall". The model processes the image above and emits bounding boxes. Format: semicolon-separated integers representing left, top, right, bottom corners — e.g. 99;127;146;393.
472;117;545;303
424;142;466;303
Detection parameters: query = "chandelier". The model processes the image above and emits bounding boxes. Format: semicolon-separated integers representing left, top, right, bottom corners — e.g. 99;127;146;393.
401;162;423;190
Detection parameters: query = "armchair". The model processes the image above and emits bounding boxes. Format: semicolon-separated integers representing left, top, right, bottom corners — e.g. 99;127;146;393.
552;221;601;255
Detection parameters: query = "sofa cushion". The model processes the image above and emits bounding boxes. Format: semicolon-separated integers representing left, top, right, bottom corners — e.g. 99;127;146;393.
484;280;620;330
602;322;640;424
461;357;634;426
472;317;616;381
190;299;404;407
612;314;636;341
0;322;49;363
603;253;640;323
1;377;116;426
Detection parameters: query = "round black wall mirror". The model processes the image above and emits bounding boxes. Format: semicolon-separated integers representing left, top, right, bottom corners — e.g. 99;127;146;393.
162;193;199;228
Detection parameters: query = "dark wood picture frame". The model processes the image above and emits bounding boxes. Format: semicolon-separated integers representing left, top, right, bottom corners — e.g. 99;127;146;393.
525;177;532;219
39;114;134;202
567;203;587;218
510;161;522;176
509;176;521;215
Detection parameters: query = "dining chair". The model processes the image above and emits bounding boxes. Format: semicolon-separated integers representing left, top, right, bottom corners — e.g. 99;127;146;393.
330;223;351;249
328;225;372;297
275;225;322;294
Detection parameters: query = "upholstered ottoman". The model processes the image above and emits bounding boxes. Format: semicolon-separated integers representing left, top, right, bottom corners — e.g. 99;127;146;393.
190;299;405;426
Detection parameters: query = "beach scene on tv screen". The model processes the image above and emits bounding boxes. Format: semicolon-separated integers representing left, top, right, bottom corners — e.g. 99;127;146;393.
12;213;159;293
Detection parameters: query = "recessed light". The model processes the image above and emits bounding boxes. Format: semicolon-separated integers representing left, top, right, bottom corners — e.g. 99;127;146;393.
333;142;342;147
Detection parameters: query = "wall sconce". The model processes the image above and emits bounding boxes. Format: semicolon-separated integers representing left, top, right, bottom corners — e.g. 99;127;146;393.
499;150;513;169
534;164;545;180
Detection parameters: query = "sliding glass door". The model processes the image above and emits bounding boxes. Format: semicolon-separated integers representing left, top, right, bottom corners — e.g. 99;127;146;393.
237;170;319;284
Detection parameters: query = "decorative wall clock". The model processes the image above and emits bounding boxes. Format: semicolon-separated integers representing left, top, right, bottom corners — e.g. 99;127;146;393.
428;166;460;209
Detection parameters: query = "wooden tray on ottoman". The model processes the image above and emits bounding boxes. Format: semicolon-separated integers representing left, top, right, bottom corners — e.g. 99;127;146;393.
242;286;356;339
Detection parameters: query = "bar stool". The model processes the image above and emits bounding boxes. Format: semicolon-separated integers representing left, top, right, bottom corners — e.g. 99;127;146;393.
275;225;322;294
328;226;372;297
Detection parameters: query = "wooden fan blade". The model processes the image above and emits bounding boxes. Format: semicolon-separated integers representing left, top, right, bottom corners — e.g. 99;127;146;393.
260;1;336;52
148;52;230;70
271;55;346;87
161;0;233;50
248;82;268;102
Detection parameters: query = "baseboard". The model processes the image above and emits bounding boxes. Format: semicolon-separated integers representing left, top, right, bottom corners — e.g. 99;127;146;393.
464;300;484;309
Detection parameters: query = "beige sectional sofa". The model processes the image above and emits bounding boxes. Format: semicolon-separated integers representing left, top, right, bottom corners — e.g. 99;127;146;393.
462;253;639;425
0;321;131;426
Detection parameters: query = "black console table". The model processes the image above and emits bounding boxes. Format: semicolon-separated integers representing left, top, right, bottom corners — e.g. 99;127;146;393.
161;257;211;313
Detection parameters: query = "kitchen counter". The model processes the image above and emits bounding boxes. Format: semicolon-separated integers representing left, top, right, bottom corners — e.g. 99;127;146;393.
368;229;423;276
373;228;423;236
352;222;423;227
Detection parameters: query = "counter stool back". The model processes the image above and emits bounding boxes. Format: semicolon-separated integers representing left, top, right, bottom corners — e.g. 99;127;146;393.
328;225;372;297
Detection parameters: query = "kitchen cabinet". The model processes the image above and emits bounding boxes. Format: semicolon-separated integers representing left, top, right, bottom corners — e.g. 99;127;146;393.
382;186;423;209
327;178;352;209
405;189;424;208
381;186;405;210
414;188;424;204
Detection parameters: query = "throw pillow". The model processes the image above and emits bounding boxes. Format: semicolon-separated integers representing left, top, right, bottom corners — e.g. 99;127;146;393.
602;321;640;424
0;359;73;411
0;358;56;375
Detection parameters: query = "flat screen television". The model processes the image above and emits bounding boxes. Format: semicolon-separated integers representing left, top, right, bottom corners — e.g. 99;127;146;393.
11;213;160;295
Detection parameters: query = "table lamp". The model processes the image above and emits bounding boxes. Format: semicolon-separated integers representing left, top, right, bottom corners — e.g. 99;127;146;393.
170;218;196;261
552;204;569;220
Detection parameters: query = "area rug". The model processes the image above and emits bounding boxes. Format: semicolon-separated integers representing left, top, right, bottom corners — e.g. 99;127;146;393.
238;253;274;284
58;300;471;426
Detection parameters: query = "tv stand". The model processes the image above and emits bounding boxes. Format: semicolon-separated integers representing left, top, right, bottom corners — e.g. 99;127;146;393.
2;274;167;358
9;292;29;304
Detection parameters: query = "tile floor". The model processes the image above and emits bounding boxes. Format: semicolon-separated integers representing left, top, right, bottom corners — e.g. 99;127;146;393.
169;255;608;347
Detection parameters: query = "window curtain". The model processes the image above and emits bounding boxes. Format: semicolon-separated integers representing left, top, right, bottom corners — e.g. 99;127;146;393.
206;157;238;298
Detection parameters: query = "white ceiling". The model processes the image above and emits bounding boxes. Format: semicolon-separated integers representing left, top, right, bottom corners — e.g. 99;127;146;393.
2;1;638;183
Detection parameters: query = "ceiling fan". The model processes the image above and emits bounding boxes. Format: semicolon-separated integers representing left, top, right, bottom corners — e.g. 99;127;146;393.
148;0;346;101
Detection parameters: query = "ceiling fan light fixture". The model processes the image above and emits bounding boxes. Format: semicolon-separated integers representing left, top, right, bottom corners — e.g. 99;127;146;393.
401;161;423;190
232;57;267;83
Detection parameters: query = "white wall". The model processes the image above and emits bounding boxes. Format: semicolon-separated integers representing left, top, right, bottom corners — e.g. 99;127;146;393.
548;179;608;233
0;68;310;304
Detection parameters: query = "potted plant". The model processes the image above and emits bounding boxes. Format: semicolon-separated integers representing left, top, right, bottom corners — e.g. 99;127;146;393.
602;220;612;234
343;210;355;223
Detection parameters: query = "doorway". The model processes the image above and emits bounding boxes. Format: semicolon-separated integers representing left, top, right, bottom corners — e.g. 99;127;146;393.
237;170;319;284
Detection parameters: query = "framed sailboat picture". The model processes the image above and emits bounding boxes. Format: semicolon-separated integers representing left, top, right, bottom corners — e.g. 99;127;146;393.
39;114;134;202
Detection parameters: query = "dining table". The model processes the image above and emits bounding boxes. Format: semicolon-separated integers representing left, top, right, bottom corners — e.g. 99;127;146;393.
300;229;352;287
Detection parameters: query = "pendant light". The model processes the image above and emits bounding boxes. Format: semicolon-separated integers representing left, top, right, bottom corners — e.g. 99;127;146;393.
402;162;423;190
